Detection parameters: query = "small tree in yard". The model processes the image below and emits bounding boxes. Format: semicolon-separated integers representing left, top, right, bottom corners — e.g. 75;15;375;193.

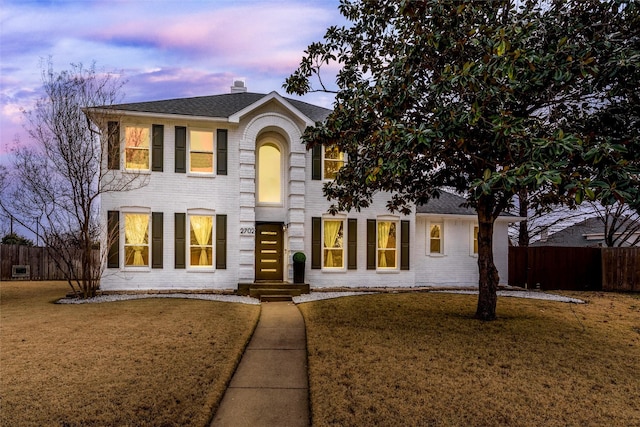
286;0;640;319
0;61;146;298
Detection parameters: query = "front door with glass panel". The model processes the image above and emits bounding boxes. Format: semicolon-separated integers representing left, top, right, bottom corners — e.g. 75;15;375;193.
255;223;284;281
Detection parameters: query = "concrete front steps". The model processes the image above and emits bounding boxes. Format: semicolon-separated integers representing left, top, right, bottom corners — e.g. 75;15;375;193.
237;282;310;302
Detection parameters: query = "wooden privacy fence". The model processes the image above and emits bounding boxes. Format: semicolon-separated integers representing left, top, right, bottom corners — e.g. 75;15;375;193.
0;244;99;281
509;246;640;292
601;247;640;292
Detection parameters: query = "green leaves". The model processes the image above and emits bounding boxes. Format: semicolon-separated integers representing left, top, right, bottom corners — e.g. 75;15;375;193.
285;0;639;218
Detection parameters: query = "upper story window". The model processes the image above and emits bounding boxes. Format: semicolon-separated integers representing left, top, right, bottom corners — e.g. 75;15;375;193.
189;214;213;267
189;130;214;174
257;143;282;204
377;220;398;269
124;213;150;267
125;126;150;170
323;219;344;269
429;223;443;254
323;145;344;180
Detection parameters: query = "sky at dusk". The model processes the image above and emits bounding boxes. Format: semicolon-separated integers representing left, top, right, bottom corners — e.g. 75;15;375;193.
0;0;345;165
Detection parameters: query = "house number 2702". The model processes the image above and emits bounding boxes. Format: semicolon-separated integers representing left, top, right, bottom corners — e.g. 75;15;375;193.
240;227;255;235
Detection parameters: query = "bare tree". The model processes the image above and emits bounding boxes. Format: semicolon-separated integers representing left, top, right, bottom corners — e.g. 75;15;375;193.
0;61;147;298
590;201;640;247
511;198;640;247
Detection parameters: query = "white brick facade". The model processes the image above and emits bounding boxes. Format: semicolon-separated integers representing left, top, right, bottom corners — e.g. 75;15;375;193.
99;92;513;291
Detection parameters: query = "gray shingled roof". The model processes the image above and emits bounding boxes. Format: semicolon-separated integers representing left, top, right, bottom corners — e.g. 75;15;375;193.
417;191;517;217
417;191;477;215
109;92;331;123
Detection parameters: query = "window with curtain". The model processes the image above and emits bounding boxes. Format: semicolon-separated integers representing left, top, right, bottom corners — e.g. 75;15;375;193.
125;126;150;170
258;143;281;204
189;130;214;173
430;223;443;254
323;145;344;180
190;215;213;267
473;225;479;254
323;219;344;268
377;221;397;268
124;213;150;266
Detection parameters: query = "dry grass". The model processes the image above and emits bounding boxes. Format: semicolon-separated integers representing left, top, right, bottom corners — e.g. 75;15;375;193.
299;291;640;427
0;281;260;427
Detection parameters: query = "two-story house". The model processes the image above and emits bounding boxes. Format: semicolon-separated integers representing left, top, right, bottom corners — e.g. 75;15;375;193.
98;81;515;293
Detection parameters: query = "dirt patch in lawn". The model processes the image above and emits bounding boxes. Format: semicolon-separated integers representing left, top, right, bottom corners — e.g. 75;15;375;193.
0;281;260;426
299;291;640;427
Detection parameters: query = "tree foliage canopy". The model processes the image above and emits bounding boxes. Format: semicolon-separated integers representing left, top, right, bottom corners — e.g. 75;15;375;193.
286;0;640;319
1;233;34;246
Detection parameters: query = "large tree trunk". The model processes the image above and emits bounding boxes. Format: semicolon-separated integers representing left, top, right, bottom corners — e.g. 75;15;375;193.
475;195;500;321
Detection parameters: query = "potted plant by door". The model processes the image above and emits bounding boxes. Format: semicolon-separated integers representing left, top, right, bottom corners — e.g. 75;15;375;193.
293;252;306;284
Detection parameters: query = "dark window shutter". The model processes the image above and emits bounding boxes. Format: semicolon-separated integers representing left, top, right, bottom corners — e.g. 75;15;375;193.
152;124;164;172
152;212;163;268
401;220;410;270
312;144;322;180
367;219;376;270
175;213;186;269
175;126;186;173
311;217;321;269
348;218;357;270
216;129;228;175
216;215;227;269
107;121;120;170
107;211;119;268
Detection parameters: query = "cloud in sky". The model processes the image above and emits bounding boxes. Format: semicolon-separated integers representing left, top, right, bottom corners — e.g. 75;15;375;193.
0;0;344;160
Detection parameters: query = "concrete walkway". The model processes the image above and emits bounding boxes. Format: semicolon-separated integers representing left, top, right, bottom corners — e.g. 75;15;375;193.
211;301;309;427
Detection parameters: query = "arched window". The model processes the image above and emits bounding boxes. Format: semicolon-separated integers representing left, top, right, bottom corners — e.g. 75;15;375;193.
257;142;282;204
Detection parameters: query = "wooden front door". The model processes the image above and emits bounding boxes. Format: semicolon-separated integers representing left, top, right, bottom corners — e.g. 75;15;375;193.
255;223;284;281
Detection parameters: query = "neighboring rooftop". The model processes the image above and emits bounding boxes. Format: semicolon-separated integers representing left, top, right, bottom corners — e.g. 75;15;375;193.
108;92;332;123
531;216;640;247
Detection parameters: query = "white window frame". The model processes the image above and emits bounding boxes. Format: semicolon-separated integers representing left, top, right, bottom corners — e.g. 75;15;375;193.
187;208;216;271
427;220;445;256
188;128;215;176
322;214;346;271
322;144;345;181
470;223;479;257
377;215;399;270
121;207;152;270
256;139;284;206
124;125;151;172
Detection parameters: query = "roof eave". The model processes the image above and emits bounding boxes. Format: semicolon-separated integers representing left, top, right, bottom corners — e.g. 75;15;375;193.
87;108;230;123
416;212;525;222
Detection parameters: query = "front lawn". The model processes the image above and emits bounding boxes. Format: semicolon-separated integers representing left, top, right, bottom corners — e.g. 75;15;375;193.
299;291;640;426
0;281;260;426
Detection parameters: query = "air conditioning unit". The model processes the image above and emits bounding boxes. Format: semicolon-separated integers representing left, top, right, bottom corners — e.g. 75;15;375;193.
12;265;30;279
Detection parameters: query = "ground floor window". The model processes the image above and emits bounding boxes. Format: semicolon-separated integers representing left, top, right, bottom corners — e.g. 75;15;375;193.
472;225;479;255
377;220;397;269
323;219;344;268
124;213;150;266
190;215;213;267
429;222;443;254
